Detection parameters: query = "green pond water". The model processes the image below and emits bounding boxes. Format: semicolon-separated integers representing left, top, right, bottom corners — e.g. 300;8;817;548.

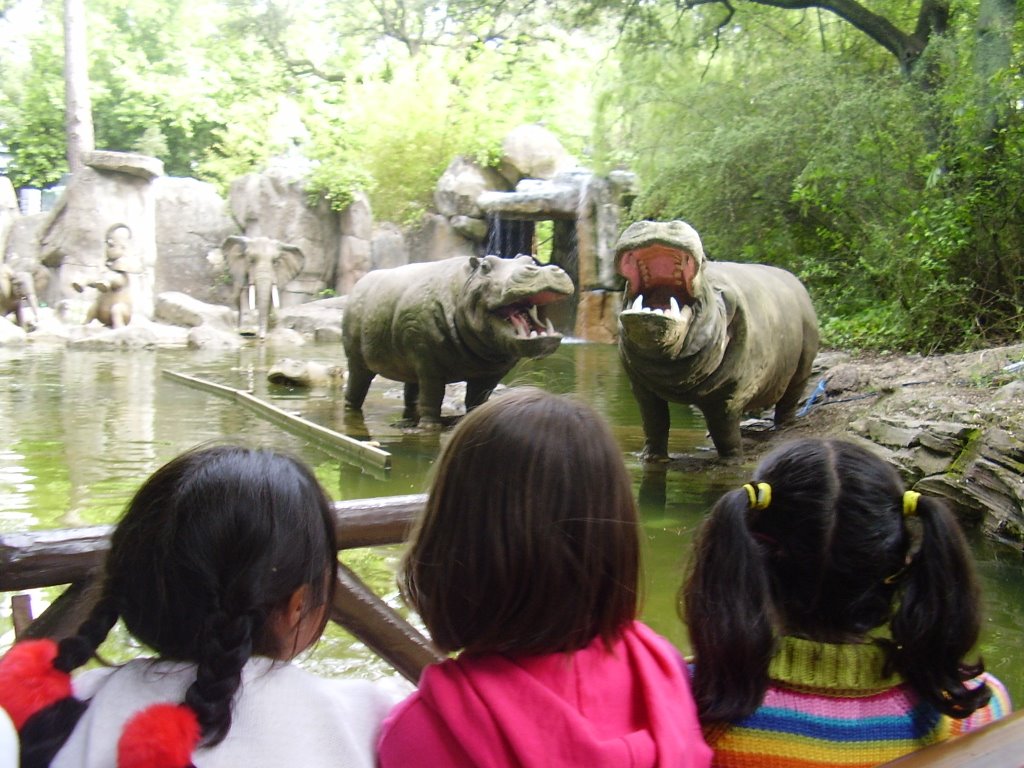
1;341;1021;703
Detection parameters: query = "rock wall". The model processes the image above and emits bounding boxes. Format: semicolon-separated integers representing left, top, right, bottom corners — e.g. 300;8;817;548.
154;177;235;304
4;124;635;342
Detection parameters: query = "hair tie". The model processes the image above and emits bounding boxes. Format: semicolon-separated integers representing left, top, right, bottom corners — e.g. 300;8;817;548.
902;490;921;517
0;639;75;729
118;703;200;768
743;482;772;510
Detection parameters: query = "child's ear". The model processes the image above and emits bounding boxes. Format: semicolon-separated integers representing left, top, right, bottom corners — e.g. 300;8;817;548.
283;584;312;629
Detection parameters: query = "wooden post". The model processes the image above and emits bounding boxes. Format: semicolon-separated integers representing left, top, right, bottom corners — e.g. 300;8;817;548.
11;594;33;638
330;563;442;684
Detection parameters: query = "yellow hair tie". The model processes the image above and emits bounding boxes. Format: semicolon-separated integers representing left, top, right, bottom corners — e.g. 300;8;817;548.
902;490;921;517
743;482;772;510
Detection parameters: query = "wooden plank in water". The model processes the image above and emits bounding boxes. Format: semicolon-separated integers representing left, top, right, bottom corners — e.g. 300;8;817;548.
162;369;391;470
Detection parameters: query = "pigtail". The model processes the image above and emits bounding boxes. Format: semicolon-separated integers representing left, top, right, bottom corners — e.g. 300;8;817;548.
890;494;990;718
113;611;256;768
183;611;256;746
7;595;119;768
682;489;776;722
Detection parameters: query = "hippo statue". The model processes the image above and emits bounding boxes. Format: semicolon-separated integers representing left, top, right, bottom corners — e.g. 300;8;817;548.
615;220;818;460
342;254;574;426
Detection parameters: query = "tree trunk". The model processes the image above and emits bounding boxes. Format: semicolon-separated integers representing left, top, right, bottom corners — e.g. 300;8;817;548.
63;0;94;174
974;0;1017;138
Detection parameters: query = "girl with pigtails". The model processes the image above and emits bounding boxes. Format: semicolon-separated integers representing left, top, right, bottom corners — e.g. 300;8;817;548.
0;444;406;768
682;437;1011;767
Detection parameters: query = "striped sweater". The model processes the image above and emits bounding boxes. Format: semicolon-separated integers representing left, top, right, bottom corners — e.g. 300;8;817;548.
700;636;1012;768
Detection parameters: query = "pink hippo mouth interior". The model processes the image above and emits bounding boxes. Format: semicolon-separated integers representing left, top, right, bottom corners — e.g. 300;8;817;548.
617;244;698;315
494;291;565;340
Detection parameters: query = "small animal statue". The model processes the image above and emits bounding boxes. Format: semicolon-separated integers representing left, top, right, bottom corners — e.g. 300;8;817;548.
342;254;574;427
0;261;48;330
73;223;138;328
615;220;819;459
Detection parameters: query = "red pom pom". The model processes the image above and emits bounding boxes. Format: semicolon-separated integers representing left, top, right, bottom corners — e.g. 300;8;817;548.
118;703;200;768
0;639;73;729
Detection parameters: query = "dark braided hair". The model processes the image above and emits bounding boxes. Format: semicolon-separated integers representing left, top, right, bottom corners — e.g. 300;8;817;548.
682;437;991;723
12;444;338;763
18;597;120;768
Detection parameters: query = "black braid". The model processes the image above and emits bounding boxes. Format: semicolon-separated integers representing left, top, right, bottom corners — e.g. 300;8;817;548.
184;612;256;747
20;595;120;768
53;596;120;672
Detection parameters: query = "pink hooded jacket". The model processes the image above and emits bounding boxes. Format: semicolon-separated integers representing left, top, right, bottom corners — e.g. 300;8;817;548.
377;622;712;767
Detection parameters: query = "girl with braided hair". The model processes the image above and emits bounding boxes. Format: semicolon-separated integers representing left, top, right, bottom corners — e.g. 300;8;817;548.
682;437;1012;767
0;444;406;768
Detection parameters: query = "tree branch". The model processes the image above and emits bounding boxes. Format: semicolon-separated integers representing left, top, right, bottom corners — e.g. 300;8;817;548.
682;0;951;74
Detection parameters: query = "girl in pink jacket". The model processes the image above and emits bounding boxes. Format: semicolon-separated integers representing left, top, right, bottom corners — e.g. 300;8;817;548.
377;387;712;767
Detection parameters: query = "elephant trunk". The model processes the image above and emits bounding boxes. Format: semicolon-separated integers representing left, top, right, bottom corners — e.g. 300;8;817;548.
21;294;40;327
254;274;275;339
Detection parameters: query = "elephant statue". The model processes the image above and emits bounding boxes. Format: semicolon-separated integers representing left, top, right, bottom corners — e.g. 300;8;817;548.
0;260;50;330
72;223;139;329
222;236;305;339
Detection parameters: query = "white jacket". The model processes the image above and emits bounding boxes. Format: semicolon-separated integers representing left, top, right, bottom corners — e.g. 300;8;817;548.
53;656;409;768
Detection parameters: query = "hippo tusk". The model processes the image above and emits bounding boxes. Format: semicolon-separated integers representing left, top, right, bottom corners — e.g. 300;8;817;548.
272;284;280;309
670;296;681;318
248;284;256;310
528;305;541;326
631;295;644;311
545;318;555;334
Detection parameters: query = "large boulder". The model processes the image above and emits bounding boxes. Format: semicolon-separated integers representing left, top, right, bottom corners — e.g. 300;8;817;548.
404;213;477;263
434;156;510;219
497;124;577;186
0;315;27;345
371;224;409;270
154;177;235;304
154;291;235;329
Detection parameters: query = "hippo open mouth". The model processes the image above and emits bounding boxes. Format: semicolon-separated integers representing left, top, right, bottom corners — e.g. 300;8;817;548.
494;292;561;340
617;244;699;321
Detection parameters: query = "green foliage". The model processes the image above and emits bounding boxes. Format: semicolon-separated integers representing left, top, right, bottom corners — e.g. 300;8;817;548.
0;35;67;188
601;0;1023;352
3;0;1020;353
304;41;593;224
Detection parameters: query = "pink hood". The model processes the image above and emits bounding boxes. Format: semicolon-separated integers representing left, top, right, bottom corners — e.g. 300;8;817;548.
378;621;711;767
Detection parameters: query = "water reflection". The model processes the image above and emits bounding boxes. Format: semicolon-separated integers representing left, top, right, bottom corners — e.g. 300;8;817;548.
0;342;1022;701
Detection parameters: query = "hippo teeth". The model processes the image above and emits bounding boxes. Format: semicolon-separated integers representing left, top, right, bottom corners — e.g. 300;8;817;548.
502;302;558;339
628;294;689;322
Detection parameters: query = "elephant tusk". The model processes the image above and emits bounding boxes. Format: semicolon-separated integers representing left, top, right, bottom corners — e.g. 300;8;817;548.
271;284;280;309
248;284;256;310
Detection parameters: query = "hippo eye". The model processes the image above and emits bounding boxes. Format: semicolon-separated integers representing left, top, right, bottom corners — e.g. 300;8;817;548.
479;259;493;274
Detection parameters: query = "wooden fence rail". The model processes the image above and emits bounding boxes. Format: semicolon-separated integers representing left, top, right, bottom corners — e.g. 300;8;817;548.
0;494;441;683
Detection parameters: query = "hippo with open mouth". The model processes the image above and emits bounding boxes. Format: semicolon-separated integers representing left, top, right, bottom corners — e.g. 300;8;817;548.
615;220;819;459
343;254;574;426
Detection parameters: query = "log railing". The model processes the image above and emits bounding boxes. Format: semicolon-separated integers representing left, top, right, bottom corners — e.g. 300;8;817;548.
0;494;441;683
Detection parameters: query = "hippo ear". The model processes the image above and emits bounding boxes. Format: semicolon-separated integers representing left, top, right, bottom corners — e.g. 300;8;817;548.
469;256;481;270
